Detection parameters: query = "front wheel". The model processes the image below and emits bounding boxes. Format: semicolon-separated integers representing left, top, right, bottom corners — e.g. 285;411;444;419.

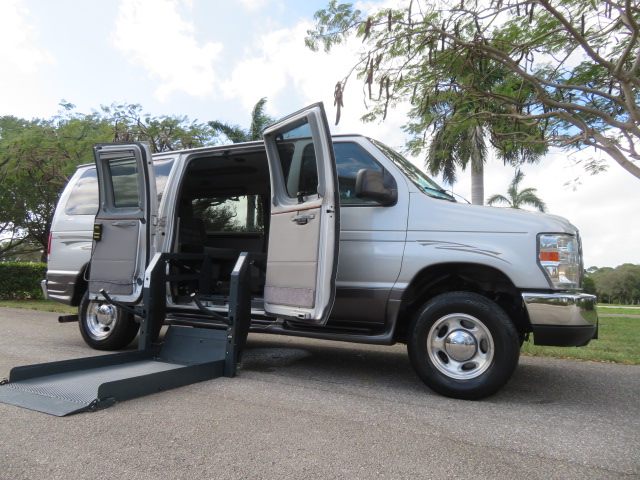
78;291;139;350
407;292;520;400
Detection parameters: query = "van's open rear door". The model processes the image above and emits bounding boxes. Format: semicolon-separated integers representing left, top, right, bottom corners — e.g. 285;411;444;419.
263;103;339;325
88;142;157;304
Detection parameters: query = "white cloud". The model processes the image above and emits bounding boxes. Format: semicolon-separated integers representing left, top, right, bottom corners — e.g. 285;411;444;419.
221;19;412;147
237;0;273;11
0;0;56;118
111;0;223;101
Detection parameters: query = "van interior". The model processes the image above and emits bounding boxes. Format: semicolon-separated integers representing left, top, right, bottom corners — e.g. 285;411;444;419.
169;147;273;311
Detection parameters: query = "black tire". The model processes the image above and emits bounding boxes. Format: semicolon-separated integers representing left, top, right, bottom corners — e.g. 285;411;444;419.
407;292;520;400
78;291;139;350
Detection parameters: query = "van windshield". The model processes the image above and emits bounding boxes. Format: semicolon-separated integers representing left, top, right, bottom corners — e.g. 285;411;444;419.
370;139;455;202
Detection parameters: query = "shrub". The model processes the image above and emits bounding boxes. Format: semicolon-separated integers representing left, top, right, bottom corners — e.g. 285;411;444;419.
0;262;47;300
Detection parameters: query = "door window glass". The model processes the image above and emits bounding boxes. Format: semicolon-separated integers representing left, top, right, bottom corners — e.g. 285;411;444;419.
273;121;319;199
334;143;383;205
281;141;387;205
108;156;140;208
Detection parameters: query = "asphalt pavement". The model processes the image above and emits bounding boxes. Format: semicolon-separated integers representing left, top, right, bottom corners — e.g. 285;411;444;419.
0;308;638;480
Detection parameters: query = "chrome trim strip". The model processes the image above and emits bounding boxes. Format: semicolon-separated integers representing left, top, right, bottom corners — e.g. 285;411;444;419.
522;292;598;327
416;240;510;264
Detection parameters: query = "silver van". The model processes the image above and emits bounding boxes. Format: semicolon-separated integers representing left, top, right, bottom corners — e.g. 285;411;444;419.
43;103;597;399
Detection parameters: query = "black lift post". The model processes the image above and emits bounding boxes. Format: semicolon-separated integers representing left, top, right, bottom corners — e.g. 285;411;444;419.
0;252;263;416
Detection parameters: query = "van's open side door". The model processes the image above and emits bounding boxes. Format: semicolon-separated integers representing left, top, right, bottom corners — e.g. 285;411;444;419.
88;142;157;304
263;103;339;325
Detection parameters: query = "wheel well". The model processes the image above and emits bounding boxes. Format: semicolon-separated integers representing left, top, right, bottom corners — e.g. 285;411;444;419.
394;263;530;343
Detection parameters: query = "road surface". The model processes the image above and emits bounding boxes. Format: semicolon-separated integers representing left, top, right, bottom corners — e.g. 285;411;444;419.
0;308;638;479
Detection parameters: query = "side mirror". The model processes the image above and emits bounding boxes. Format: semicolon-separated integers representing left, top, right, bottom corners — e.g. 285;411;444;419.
355;169;397;206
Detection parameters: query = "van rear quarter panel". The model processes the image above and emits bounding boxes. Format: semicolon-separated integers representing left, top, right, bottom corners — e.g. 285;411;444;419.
47;168;95;303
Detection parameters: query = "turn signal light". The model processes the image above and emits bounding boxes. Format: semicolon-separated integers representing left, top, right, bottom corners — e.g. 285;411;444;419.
539;251;559;262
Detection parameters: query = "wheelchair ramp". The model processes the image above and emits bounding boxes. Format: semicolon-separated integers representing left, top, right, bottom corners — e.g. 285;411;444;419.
0;326;227;416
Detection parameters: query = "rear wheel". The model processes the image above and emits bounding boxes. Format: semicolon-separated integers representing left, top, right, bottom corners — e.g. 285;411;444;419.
407;292;520;400
78;291;139;350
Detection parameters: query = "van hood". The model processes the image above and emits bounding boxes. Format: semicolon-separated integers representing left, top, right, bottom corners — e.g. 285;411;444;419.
409;194;579;235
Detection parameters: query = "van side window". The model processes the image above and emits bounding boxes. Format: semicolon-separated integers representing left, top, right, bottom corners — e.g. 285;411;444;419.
153;158;174;200
191;195;265;233
65;169;99;215
334;142;384;205
64;159;175;216
293;142;387;205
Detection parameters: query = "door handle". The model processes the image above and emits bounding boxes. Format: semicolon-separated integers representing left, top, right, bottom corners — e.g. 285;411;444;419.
291;214;315;225
111;221;137;227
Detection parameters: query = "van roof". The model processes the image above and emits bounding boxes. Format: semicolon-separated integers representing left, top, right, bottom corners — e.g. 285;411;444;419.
74;134;364;168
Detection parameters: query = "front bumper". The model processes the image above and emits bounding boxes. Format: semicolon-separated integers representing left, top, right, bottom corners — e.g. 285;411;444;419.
521;292;598;347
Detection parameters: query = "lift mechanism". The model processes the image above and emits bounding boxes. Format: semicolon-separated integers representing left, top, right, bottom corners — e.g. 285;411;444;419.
0;252;263;416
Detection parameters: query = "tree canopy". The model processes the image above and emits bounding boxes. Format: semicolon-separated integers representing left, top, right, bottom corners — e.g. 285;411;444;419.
306;0;640;180
587;264;640;304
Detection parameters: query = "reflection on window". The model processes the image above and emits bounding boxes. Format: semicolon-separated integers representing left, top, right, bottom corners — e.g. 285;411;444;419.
65;169;99;215
294;142;385;205
108;156;140;208
334;143;383;205
64;158;174;216
192;195;264;233
153;158;174;200
370;139;455;201
273;120;318;199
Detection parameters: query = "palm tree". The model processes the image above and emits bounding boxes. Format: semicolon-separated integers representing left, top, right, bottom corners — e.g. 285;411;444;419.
417;58;548;206
426;120;547;206
486;169;547;212
208;98;274;229
208;97;273;143
427;123;487;205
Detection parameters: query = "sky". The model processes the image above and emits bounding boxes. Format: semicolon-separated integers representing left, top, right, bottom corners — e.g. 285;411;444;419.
1;0;638;268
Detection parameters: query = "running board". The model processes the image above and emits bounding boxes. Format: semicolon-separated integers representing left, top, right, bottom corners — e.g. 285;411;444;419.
0;326;227;416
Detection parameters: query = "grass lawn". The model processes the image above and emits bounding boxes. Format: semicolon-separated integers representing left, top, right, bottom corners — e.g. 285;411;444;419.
0;299;76;314
597;307;640;315
522;315;640;365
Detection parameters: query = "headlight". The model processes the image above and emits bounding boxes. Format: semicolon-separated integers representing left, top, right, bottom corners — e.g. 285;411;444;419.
538;234;581;289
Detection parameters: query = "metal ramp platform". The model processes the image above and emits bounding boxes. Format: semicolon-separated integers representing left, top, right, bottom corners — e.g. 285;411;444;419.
0;327;226;416
0;252;261;416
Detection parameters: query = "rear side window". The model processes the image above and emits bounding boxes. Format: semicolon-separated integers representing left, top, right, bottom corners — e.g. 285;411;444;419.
191;194;265;233
63;158;175;216
65;169;99;215
153;158;174;199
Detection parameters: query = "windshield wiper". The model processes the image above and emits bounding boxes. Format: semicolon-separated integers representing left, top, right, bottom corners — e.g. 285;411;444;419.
422;186;456;201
